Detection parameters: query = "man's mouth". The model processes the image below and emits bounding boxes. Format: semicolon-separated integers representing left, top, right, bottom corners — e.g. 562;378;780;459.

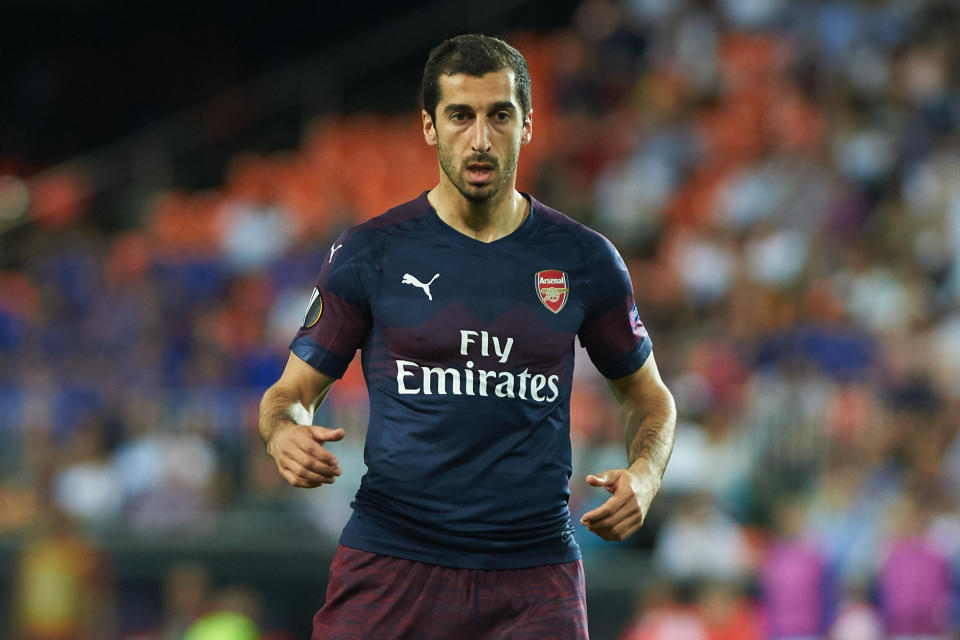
465;163;494;184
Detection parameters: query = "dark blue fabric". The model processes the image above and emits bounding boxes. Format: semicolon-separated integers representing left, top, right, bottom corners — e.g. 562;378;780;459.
290;192;652;569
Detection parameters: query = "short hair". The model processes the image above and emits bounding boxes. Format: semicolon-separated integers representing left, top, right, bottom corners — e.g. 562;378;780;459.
421;34;531;123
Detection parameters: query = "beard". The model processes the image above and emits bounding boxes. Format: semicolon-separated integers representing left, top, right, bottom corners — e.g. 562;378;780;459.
436;139;519;204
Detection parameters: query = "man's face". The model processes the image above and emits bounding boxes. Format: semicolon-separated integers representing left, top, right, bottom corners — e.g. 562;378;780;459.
423;70;532;204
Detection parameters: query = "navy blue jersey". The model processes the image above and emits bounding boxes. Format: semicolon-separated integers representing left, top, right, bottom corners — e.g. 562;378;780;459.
290;192;651;569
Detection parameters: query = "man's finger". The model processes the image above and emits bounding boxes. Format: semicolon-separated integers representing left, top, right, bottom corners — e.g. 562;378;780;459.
280;467;314;488
288;445;340;473
310;426;345;443
273;430;339;464
611;512;644;538
586;471;621;497
592;511;645;541
288;455;341;479
284;460;337;485
588;504;642;535
585;472;617;488
585;473;606;487
581;491;631;524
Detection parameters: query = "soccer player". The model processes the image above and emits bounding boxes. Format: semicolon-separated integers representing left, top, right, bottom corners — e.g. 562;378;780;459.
258;34;676;640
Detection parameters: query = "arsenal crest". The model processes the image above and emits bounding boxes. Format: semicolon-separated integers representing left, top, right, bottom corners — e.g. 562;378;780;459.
535;270;569;313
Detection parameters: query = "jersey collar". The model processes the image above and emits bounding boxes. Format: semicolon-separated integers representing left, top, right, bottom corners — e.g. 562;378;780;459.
421;191;540;257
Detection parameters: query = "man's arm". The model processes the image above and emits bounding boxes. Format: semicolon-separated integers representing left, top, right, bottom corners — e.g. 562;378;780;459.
259;352;345;488
581;352;676;541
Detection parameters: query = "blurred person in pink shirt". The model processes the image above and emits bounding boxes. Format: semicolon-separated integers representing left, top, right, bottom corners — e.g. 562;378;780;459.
761;495;830;639
878;491;952;640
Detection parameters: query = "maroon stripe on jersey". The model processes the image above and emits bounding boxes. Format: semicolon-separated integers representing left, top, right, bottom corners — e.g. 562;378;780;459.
297;288;369;356
578;295;650;379
312;545;588;640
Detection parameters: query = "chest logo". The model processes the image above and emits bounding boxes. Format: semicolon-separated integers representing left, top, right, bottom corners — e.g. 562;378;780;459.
402;272;440;301
536;270;569;313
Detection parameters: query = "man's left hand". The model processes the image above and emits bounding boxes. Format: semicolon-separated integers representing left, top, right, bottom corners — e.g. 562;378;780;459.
580;467;660;541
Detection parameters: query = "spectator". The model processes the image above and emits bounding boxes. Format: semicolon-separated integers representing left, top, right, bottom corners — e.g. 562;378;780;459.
878;494;952;639
13;502;112;640
653;491;752;582
761;495;830;639
829;578;883;640
53;418;122;526
618;580;709;640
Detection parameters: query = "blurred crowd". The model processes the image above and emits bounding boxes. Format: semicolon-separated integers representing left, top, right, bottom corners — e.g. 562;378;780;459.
2;0;960;637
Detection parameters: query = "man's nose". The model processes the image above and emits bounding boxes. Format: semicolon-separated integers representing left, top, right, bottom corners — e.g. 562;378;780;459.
471;119;491;152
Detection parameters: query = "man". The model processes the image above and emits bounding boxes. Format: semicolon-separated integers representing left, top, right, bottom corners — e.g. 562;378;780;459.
259;34;676;640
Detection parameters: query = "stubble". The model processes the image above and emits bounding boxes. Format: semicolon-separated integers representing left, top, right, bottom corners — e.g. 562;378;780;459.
436;138;520;204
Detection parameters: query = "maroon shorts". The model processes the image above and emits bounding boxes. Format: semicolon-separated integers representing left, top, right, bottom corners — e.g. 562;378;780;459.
312;544;589;640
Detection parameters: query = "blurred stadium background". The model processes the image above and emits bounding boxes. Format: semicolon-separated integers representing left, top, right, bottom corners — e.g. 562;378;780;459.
1;0;959;638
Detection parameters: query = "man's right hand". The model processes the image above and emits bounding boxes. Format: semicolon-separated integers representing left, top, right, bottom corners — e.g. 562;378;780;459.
266;423;345;488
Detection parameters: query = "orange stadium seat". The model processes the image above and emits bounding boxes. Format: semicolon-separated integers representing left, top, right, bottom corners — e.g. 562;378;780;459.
150;190;223;253
0;270;41;317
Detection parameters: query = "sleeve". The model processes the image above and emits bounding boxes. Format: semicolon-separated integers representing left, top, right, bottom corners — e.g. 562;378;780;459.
577;236;652;380
289;231;375;378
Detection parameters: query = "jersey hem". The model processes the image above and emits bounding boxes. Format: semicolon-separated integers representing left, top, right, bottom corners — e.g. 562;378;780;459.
338;533;583;571
339;509;582;571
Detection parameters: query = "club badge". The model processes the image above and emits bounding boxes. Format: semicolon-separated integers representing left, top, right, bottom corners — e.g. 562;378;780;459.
301;287;323;329
535;270;569;314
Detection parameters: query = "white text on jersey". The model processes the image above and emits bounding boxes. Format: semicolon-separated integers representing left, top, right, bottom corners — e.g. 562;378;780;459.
459;330;513;363
395;360;560;402
394;328;558;402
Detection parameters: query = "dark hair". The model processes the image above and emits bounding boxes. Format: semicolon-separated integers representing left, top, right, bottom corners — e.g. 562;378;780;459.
421;34;531;123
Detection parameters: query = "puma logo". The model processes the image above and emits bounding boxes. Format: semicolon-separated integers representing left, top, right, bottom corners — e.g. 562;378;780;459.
402;273;440;301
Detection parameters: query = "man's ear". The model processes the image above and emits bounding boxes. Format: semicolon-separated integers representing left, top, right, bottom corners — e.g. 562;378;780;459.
422;110;437;147
520;108;533;146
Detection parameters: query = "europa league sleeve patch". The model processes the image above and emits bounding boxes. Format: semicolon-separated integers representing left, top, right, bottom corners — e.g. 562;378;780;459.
301;287;323;329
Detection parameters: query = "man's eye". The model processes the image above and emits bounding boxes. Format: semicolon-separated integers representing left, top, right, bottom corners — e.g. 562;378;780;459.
451;113;467;121
494;112;510;121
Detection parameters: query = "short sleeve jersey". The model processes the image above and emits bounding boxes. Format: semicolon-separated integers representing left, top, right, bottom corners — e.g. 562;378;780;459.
291;192;651;570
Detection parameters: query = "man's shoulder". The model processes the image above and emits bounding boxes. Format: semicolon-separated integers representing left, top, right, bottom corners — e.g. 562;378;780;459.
349;193;431;236
529;194;615;252
333;192;432;251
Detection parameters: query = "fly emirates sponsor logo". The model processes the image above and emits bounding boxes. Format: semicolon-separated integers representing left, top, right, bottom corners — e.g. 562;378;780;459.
395;330;560;402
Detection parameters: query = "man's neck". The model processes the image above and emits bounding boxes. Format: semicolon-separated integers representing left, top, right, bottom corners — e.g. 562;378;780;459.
427;182;529;243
